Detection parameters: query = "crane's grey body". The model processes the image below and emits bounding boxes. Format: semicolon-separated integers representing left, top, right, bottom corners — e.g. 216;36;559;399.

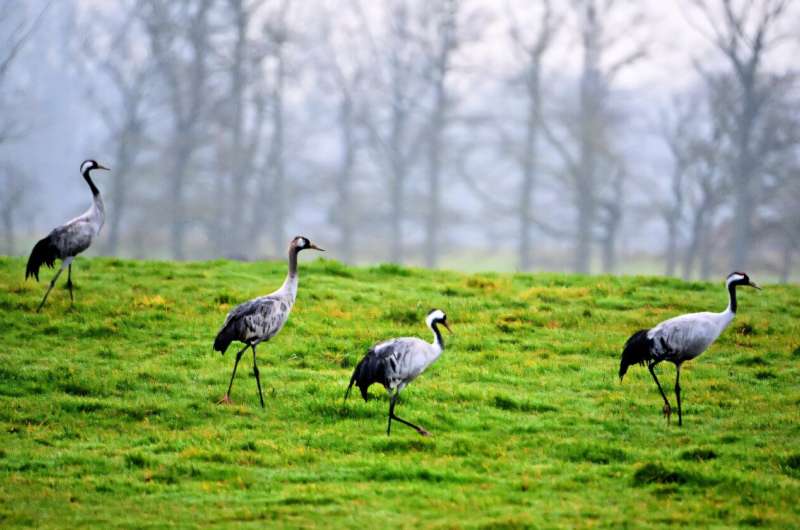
619;272;759;426
213;236;323;407
646;310;735;364
48;198;105;259
368;337;442;392
345;309;451;436
25;160;108;311
216;281;295;349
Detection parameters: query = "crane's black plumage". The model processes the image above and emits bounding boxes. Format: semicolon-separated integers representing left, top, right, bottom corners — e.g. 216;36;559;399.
213;323;237;355
345;347;391;402
25;235;59;281
618;329;654;380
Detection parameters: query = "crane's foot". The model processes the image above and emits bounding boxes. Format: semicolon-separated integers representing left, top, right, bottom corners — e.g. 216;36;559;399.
217;395;234;405
662;403;672;424
416;427;431;437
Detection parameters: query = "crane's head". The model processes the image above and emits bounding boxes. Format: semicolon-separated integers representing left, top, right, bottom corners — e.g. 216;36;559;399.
80;160;110;174
426;308;452;333
290;236;324;253
727;271;760;290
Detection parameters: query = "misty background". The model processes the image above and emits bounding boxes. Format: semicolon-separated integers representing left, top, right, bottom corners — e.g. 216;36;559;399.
1;0;798;281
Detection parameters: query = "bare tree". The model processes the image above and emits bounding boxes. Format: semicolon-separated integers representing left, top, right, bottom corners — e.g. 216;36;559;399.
0;0;51;146
355;1;428;264
598;161;624;273
317;5;365;263
687;0;792;270
246;0;292;256
0;162;31;254
420;0;460;268
657;96;699;277
680;83;728;280
507;0;560;271
542;0;646;274
212;0;267;257
140;0;214;259
77;2;151;255
776;171;800;282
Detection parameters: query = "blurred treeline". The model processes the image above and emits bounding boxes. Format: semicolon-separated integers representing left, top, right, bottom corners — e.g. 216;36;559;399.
0;0;798;281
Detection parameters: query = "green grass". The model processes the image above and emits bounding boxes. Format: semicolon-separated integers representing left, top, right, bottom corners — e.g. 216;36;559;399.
1;256;799;528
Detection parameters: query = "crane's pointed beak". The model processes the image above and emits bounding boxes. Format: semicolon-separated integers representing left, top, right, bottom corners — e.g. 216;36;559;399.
309;243;325;252
442;321;452;333
96;164;110;171
749;281;761;290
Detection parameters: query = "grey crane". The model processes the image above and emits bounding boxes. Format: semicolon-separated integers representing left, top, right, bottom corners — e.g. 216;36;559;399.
619;272;760;426
213;236;324;407
345;309;451;436
25;160;109;312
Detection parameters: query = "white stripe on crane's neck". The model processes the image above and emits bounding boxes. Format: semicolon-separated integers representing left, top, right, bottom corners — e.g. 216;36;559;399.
724;273;745;315
426;310;446;351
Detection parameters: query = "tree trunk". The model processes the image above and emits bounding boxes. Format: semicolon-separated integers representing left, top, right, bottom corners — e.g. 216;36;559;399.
730;70;759;270
170;142;190;260
424;79;445;269
390;159;404;264
2;206;13;255
699;220;713;280
388;77;406;264
780;235;793;284
665;215;679;276
601;233;614;274
575;178;594;274
336;96;356;263
683;208;706;280
105;120;138;256
105;158;128;256
574;2;599;275
227;0;247;256
519;67;540;272
270;42;287;255
664;163;683;276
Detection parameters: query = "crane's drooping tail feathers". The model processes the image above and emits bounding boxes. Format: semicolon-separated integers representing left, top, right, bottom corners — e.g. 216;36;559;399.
345;350;388;401
619;329;653;380
25;235;58;281
213;323;236;355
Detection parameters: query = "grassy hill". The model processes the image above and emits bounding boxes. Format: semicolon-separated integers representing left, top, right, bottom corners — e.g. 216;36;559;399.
1;256;799;528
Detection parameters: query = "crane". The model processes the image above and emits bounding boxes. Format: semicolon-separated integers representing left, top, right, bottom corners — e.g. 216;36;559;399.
25;160;109;311
619;272;760;426
213;236;324;407
345;309;451;436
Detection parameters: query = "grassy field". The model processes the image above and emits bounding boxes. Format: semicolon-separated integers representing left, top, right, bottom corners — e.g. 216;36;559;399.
1;256;799;528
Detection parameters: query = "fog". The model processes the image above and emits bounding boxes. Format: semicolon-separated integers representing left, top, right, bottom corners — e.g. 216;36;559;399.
1;0;799;281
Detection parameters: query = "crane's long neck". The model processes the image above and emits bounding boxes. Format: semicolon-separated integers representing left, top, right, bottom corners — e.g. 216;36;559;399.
430;322;444;353
714;280;739;333
280;248;299;300
83;168;100;198
83;169;105;224
725;281;738;315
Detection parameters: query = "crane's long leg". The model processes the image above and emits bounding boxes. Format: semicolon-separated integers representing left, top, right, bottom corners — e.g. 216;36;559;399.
36;264;66;312
219;344;250;405
675;364;683;427
648;361;672;424
252;345;264;409
66;263;74;304
387;392;429;437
